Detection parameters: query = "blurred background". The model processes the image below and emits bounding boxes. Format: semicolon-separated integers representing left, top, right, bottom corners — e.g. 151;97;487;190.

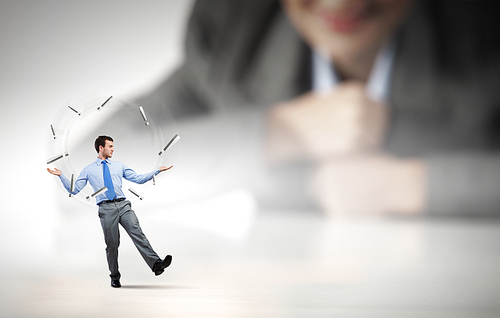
1;0;500;317
0;0;192;262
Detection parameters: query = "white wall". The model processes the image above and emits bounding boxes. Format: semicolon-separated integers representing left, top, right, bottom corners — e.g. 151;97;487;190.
0;0;194;269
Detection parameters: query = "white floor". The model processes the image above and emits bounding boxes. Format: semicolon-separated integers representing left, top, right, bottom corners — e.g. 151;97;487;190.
2;210;500;318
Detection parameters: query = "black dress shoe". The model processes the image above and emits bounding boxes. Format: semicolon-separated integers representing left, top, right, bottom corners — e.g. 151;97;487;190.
153;255;172;276
111;279;121;288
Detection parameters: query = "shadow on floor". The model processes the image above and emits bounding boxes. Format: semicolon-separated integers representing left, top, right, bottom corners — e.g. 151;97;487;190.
119;285;193;290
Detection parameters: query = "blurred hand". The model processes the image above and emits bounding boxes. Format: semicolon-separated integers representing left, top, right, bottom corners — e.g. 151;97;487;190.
47;167;62;176
159;165;173;172
266;82;389;163
308;154;426;215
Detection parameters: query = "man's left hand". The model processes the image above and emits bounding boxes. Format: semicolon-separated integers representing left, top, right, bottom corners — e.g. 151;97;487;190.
159;165;173;172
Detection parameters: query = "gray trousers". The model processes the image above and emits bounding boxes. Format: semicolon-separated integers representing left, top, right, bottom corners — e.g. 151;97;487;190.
98;200;159;280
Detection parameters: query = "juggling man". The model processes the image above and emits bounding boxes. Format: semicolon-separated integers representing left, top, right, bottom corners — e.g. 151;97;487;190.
48;135;173;288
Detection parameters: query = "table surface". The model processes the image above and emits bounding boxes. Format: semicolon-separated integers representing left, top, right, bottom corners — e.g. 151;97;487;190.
2;209;500;318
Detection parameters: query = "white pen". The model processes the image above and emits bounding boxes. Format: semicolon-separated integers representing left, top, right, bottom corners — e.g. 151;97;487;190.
86;186;108;201
158;134;180;156
128;188;143;200
68;105;81;116
139;106;149;126
97;96;113;111
46;152;68;164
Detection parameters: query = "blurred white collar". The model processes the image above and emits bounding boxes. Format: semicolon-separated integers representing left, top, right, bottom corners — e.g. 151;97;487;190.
312;38;396;102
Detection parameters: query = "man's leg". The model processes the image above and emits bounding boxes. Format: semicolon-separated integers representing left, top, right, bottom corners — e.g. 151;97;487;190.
117;200;160;269
98;203;121;281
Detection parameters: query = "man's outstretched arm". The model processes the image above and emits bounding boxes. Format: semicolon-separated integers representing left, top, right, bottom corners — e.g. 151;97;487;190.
123;165;173;184
47;167;87;195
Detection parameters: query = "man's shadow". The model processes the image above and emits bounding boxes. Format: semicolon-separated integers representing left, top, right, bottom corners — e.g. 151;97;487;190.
120;285;192;290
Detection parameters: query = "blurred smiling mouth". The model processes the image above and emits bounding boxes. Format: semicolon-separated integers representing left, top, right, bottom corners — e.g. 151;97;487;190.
314;3;372;33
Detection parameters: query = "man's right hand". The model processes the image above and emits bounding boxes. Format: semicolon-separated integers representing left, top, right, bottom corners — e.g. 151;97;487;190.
47;167;62;176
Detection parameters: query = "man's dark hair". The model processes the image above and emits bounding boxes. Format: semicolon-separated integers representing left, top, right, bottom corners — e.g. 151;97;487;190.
95;135;113;153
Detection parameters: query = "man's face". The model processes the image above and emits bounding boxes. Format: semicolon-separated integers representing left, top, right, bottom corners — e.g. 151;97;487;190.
281;0;413;62
101;140;114;159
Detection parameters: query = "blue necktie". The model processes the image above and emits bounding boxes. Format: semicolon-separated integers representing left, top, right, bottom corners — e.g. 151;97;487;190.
102;160;116;200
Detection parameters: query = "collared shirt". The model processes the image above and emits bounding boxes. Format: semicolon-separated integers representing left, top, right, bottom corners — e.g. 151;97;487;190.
312;38;397;101
59;158;160;205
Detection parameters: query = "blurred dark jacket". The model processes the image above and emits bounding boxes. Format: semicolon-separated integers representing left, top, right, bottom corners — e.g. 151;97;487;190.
137;0;500;215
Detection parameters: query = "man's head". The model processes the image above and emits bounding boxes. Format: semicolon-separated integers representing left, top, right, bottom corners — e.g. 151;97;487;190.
281;0;414;71
95;135;114;159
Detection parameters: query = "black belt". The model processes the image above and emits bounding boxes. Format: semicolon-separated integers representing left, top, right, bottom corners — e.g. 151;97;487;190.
99;198;125;205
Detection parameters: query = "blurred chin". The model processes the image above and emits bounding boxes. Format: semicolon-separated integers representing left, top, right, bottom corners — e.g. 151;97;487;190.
311;29;377;61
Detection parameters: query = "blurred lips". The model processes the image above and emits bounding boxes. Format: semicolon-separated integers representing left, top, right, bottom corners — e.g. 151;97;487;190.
315;6;369;33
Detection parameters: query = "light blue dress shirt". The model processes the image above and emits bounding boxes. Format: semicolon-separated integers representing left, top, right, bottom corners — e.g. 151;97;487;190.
58;158;160;205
